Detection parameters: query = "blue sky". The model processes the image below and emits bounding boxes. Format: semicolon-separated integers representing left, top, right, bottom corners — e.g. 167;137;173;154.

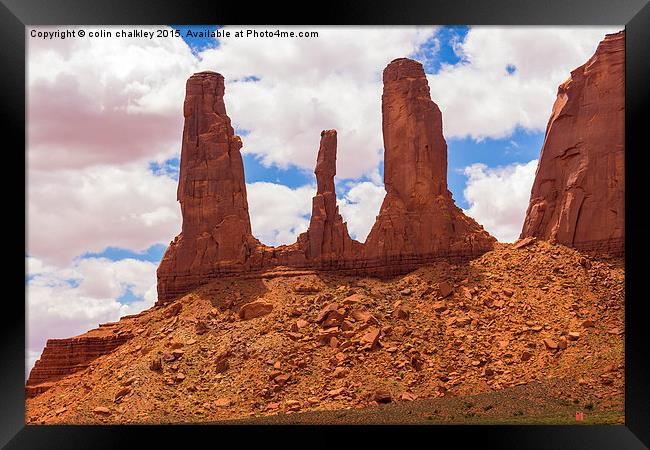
447;128;544;207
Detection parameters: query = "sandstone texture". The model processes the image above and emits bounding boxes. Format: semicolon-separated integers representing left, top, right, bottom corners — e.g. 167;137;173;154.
239;301;274;320
157;59;495;304
156;71;261;302
364;58;495;269
520;31;624;256
295;130;363;264
26;328;133;398
25;241;624;424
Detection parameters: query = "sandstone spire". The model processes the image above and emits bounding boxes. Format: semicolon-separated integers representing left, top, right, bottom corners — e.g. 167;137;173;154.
297;130;360;262
156;72;258;303
364;58;495;261
520;31;624;255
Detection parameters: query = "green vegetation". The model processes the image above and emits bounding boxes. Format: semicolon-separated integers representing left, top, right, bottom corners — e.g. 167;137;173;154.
419;410;624;425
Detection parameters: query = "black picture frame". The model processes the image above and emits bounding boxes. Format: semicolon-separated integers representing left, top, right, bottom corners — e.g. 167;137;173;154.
3;0;648;447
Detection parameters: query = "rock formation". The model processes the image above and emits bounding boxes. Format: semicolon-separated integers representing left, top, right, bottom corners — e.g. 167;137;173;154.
520;31;624;256
156;59;495;304
364;58;495;267
25;36;627;416
26;331;132;397
295;130;362;264
156;72;261;302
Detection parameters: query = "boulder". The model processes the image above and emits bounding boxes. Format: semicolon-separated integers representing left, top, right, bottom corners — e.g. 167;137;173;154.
239;301;274;320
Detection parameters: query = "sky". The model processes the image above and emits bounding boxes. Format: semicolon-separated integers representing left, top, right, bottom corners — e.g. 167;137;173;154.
25;25;620;375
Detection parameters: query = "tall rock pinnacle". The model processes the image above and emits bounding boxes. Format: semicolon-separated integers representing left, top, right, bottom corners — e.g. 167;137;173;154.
520;31;624;255
364;58;495;262
297;130;360;262
382;57;448;203
157;72;258;302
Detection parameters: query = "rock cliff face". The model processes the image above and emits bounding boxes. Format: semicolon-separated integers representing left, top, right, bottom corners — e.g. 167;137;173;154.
155;59;495;304
364;58;495;267
26;331;132;397
520;31;624;255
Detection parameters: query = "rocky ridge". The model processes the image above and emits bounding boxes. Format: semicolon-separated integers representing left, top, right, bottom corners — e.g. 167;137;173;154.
26;331;133;398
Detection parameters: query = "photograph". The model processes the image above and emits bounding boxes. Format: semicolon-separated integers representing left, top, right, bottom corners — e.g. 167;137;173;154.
22;24;628;426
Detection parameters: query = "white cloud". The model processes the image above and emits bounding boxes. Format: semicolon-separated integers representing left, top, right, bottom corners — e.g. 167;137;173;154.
246;182;315;246
27;162;181;266
26;25;439;264
198;26;438;179
462;160;538;242
26;256;158;374
338;181;386;242
28;25;199;171
428;26;620;140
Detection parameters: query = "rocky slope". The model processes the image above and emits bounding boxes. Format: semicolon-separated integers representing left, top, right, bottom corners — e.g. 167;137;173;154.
26;240;624;424
520;31;624;256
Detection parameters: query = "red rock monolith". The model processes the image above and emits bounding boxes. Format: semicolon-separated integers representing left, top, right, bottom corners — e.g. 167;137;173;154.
295;130;361;263
520;31;624;256
364;58;495;268
26;332;132;397
156;72;260;303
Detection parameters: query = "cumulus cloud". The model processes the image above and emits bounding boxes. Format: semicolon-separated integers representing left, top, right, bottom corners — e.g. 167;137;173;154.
427;26;620;140
26;25;439;265
28;25;439;177
338;181;386;242
26;256;158;374
462;160;539;242
27;162;181;266
28;25;198;170
198;26;438;179
246;182;315;246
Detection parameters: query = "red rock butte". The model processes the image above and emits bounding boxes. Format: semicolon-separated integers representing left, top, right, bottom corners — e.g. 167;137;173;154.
520;31;625;256
156;58;496;304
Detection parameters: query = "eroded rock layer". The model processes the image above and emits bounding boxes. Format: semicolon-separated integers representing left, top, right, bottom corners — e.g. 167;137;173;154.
26;331;132;397
520;31;624;256
364;58;496;267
